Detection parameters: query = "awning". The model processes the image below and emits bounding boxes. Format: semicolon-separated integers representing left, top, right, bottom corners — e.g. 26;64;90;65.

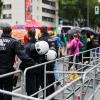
25;19;41;29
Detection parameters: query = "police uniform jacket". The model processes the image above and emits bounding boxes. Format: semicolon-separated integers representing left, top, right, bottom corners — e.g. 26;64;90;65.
0;34;34;74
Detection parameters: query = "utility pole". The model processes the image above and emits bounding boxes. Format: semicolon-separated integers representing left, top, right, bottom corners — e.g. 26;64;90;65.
87;0;89;27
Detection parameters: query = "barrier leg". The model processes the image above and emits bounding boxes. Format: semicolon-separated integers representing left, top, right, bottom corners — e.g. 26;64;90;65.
72;83;76;100
62;58;65;100
44;64;46;98
21;72;26;100
81;76;85;100
92;68;96;100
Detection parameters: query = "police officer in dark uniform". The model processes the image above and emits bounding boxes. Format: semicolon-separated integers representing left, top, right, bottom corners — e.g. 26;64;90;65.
0;27;35;100
24;28;41;97
39;26;56;99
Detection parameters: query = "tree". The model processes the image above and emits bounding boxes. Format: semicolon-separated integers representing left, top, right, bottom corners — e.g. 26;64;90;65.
58;0;100;27
77;0;98;27
58;0;80;25
0;0;3;17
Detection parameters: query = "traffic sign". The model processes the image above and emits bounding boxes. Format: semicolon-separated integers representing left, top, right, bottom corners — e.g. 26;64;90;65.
95;6;99;15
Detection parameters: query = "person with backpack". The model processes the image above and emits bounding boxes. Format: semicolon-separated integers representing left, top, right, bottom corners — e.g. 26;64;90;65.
24;28;41;97
67;33;83;70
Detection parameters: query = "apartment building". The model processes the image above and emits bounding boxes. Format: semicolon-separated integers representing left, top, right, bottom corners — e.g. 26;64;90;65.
0;0;58;27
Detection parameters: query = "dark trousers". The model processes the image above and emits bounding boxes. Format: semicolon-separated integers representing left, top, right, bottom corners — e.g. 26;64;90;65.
39;63;55;98
84;51;90;62
26;70;39;97
79;53;82;62
0;76;13;100
46;73;55;97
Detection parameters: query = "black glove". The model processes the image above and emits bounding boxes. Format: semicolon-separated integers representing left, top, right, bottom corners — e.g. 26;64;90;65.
19;62;26;71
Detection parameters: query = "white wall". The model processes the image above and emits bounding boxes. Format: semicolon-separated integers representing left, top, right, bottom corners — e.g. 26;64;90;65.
32;0;42;22
0;0;58;27
32;0;57;27
0;0;13;25
12;0;25;25
0;0;25;26
41;3;56;27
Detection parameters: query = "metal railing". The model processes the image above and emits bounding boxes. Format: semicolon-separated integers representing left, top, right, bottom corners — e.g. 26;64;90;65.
0;47;100;100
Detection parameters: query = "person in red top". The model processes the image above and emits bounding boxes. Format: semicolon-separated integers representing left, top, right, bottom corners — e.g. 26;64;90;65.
24;34;29;44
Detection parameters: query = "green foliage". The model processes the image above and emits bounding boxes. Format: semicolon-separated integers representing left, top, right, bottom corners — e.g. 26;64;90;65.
58;0;100;27
0;0;3;17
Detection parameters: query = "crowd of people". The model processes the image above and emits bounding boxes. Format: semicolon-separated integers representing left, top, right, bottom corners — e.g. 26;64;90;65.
0;25;100;100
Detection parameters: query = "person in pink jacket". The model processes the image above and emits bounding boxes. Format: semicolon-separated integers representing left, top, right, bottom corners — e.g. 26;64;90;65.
67;33;83;70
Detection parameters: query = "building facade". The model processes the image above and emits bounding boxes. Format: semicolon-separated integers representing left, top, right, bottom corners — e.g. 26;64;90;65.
0;0;58;27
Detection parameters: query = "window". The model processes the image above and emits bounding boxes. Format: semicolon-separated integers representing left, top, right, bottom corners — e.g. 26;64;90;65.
42;0;55;7
3;14;12;19
42;8;55;14
8;14;12;19
3;14;6;19
42;16;54;22
3;4;12;10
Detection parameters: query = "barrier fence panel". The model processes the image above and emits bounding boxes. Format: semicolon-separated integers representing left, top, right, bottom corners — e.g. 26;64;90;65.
43;47;100;100
22;47;100;100
0;69;42;100
0;89;41;100
0;47;100;100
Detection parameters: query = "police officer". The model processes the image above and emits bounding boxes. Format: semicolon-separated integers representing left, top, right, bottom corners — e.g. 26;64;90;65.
0;26;35;100
39;26;56;99
24;28;41;97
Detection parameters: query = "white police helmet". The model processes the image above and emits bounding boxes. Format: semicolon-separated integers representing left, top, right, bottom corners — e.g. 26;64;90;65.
45;49;57;61
35;41;49;55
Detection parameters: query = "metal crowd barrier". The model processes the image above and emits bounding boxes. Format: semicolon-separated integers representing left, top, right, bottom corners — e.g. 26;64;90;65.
0;47;100;100
0;69;41;100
